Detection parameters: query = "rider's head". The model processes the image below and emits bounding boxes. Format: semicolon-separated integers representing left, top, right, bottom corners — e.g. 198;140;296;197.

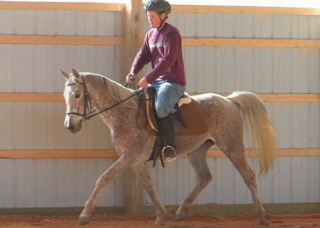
144;0;171;29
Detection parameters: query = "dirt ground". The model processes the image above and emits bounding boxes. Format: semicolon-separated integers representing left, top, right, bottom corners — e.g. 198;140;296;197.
0;212;319;228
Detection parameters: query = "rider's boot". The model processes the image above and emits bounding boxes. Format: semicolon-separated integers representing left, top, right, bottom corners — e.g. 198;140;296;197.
158;115;178;162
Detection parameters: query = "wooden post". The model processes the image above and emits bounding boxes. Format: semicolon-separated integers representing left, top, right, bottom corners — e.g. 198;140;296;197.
124;0;145;81
124;0;145;216
124;168;145;216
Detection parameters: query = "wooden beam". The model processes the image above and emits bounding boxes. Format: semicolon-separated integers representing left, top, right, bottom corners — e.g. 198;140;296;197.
0;35;125;46
182;38;320;49
1;36;319;49
258;94;320;103
124;0;145;218
0;93;319;103
0;148;318;159
0;2;125;11
124;0;145;81
0;93;64;103
0;150;118;159
206;148;320;158
172;5;320;16
1;2;319;16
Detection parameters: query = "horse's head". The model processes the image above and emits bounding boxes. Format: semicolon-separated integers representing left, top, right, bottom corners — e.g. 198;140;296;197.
60;69;88;133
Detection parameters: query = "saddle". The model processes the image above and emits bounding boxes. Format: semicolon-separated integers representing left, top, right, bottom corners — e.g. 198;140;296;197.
139;88;208;167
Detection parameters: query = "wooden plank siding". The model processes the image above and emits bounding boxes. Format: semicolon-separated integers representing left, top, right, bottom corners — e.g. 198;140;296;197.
0;2;125;11
1;2;319;15
0;35;125;46
172;5;320;16
0;148;319;159
0;92;319;103
1;35;319;48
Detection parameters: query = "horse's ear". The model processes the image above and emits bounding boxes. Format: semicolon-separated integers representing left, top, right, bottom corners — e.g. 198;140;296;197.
72;69;81;80
60;69;69;80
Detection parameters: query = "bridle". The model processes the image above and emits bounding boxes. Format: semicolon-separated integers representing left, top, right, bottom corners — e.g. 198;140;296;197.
66;76;143;120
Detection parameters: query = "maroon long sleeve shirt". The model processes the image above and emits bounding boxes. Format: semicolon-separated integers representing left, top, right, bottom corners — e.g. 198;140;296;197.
130;23;186;86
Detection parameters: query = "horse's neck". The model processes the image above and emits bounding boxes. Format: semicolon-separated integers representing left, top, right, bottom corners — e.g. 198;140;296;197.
90;85;136;130
85;75;136;117
84;76;116;106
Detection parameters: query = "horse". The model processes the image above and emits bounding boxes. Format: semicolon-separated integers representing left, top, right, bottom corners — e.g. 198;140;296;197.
60;68;276;226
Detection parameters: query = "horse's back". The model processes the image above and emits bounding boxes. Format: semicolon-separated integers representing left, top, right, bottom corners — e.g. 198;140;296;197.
190;92;242;133
191;92;235;112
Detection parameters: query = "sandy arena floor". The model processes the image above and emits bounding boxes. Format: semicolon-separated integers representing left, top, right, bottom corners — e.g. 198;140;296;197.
0;211;319;228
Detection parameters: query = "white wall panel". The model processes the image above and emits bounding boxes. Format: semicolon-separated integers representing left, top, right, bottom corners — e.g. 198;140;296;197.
0;113;319;208
0;158;124;208
183;47;319;94
0;10;124;36
170;13;320;39
0;44;124;92
148;157;320;206
0;103;112;150
269;103;320;149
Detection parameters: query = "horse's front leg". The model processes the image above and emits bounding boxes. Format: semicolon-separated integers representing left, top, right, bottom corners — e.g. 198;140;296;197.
133;164;167;226
79;155;133;225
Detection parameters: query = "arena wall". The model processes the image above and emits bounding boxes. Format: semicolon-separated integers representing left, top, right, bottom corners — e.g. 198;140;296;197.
0;1;319;215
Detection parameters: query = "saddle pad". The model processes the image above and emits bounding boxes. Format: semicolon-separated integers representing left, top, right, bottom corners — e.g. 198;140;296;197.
177;99;208;135
141;95;208;136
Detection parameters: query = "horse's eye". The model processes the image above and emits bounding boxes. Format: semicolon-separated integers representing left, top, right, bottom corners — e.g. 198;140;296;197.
75;93;81;99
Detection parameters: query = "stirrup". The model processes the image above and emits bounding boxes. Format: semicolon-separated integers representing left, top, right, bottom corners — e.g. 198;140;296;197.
162;145;177;163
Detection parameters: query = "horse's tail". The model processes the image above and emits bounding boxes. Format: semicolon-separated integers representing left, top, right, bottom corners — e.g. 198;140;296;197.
227;91;276;175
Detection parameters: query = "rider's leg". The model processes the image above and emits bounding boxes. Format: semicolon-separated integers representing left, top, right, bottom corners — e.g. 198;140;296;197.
158;114;177;162
151;80;185;162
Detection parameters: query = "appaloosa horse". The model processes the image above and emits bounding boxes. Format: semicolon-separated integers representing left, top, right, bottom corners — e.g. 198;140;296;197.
60;69;276;226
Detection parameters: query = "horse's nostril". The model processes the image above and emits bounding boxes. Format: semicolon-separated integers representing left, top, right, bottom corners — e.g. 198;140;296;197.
66;124;74;130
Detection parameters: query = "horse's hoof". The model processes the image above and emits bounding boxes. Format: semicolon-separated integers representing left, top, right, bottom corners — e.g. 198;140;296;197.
258;221;269;226
175;213;187;221
154;219;164;226
79;215;91;225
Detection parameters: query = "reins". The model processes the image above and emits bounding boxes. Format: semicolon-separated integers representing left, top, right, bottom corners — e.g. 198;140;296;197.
85;87;143;120
67;77;143;120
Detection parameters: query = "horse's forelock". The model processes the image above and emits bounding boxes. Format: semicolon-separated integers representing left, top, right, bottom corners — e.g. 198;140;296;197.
66;73;85;87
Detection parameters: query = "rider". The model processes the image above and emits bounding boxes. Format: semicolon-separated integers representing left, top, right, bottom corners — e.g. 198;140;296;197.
126;0;186;162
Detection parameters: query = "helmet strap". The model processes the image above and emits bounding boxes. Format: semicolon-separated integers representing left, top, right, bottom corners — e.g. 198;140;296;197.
157;13;167;30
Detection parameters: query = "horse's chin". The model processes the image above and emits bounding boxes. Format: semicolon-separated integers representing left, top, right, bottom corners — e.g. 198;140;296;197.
68;127;81;133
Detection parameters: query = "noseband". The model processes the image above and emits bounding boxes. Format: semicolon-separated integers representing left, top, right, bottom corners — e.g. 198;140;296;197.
66;76;143;120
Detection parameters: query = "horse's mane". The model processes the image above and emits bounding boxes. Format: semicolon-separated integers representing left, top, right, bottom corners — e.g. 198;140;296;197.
82;73;139;109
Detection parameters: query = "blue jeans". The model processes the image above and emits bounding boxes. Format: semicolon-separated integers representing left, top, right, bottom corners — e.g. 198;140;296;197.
149;79;185;118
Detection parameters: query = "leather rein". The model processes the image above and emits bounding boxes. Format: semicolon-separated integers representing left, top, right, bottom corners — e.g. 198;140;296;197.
66;76;143;120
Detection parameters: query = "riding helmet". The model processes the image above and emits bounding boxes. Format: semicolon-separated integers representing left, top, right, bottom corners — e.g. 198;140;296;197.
144;0;171;15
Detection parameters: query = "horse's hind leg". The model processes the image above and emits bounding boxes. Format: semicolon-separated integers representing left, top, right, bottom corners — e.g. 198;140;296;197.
223;145;268;226
79;155;133;225
176;140;214;221
133;164;167;226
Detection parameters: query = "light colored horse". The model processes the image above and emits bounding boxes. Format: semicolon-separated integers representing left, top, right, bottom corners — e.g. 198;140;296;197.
60;69;276;226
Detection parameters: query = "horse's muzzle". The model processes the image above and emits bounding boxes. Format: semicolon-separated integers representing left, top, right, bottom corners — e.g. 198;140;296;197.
64;116;82;133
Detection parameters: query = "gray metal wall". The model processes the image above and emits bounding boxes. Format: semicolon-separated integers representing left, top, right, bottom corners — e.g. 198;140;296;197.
148;157;320;205
0;8;127;208
0;4;319;210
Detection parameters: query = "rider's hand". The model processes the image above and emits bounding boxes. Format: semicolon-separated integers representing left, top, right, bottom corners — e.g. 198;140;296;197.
138;77;149;89
126;73;136;83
